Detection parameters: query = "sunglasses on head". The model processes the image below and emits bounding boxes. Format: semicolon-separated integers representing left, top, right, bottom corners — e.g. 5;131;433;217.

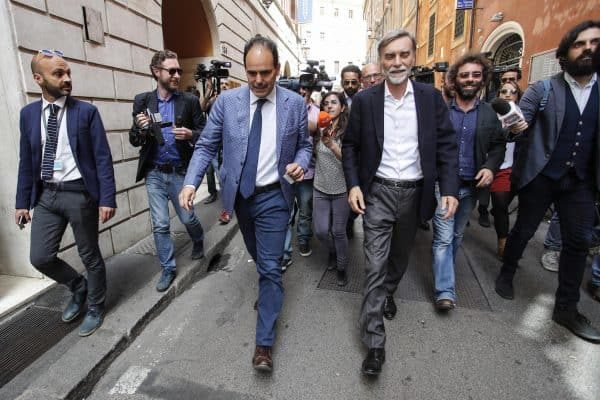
500;89;517;95
38;49;64;57
158;67;183;76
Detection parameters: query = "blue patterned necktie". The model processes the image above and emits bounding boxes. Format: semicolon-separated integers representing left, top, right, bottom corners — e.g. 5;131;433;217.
239;98;267;198
41;104;59;181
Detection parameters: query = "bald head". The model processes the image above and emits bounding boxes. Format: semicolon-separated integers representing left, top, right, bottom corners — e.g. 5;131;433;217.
31;54;72;101
361;63;383;89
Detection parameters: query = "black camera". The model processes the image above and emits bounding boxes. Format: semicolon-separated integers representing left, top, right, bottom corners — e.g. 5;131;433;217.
194;59;231;95
132;108;173;145
278;60;334;93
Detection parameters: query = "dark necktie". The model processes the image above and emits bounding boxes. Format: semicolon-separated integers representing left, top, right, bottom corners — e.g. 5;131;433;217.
41;104;59;181
239;98;267;198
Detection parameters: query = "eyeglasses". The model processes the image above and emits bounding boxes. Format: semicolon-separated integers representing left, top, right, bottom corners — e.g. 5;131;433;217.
363;73;382;81
501;77;517;83
500;89;517;95
38;49;64;57
158;67;183;76
343;79;359;85
457;71;483;79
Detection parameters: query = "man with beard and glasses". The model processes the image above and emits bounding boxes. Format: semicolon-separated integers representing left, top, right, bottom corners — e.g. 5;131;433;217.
340;64;362;109
494;21;600;343
430;53;507;311
130;50;205;292
342;29;459;376
179;35;311;372
15;51;116;336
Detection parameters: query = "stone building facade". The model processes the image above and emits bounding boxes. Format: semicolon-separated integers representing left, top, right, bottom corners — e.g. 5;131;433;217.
0;0;301;316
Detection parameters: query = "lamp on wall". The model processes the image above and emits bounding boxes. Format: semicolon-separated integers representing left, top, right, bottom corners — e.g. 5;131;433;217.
490;12;504;22
261;0;274;8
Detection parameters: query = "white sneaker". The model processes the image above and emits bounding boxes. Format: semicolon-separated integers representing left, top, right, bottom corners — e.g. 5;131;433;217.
541;250;560;272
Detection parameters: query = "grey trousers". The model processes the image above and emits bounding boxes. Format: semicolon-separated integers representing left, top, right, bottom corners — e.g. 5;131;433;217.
30;188;106;305
360;182;421;349
312;189;350;271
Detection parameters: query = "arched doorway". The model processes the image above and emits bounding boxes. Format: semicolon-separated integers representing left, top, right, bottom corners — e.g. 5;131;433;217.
162;0;219;92
481;22;524;99
493;34;523;68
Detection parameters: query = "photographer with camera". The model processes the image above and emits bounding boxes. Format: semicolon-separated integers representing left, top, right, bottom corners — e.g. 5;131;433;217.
129;50;205;292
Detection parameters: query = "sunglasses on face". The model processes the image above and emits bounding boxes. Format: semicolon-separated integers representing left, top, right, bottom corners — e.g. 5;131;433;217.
38;49;64;57
500;89;517;95
501;77;517;83
343;79;359;85
159;67;183;76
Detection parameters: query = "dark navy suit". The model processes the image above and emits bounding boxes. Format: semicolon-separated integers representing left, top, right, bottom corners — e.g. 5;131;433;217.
16;96;116;305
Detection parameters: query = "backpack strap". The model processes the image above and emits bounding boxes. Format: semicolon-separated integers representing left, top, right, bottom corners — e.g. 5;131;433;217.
539;79;551;112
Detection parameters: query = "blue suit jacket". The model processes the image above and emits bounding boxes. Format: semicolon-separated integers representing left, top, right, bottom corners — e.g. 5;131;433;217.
184;86;312;212
16;96;117;209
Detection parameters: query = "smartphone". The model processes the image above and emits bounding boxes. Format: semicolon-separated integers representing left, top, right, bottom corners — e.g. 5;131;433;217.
18;215;27;230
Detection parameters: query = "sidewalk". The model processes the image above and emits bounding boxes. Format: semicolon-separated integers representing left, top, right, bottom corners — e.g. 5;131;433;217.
0;189;238;400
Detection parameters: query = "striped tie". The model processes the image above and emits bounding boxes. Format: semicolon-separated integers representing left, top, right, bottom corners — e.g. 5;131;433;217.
41;104;59;181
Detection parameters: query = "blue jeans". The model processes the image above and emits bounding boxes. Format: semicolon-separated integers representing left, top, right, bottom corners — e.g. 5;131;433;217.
431;183;476;301
235;188;289;346
283;180;314;262
146;169;204;273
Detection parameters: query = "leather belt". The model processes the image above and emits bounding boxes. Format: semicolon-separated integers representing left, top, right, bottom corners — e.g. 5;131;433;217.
152;163;186;175
253;182;281;196
42;178;86;192
373;176;423;188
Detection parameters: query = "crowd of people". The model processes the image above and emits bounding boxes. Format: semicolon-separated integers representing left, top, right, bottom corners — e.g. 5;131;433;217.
14;19;600;378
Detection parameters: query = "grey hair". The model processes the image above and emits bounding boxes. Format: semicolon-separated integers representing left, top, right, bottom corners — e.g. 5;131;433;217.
377;29;417;58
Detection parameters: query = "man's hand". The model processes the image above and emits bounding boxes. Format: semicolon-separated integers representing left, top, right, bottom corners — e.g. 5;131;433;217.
509;120;528;135
475;168;494;188
439;196;458;220
173;127;193;140
135;112;150;129
285;163;304;182
99;207;116;224
348;186;366;215
179;186;196;211
15;209;31;226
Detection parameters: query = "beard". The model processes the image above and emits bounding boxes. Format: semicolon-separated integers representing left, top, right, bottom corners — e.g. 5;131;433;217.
455;80;482;100
344;86;358;97
383;68;409;85
44;80;71;98
564;50;595;77
159;76;179;92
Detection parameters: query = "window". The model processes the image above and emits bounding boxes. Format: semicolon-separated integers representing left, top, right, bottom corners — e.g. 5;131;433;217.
454;9;465;39
428;13;436;57
320;6;324;15
334;8;339;17
348;9;353;19
334;61;340;74
320;32;325;40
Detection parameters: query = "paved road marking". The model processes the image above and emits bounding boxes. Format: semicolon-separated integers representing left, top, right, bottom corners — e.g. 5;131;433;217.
109;365;151;395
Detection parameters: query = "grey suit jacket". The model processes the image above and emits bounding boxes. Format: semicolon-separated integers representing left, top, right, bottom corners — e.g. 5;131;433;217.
184;86;312;212
513;72;600;191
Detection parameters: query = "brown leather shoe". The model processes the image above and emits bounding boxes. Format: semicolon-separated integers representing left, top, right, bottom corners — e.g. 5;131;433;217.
588;281;600;303
252;346;273;372
434;298;455;311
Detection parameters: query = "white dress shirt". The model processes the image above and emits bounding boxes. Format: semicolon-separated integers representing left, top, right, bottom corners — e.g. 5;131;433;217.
376;80;423;180
249;88;279;186
41;96;82;182
564;72;598;114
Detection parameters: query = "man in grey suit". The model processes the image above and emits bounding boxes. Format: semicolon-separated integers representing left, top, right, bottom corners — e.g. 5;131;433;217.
179;35;312;372
495;20;600;343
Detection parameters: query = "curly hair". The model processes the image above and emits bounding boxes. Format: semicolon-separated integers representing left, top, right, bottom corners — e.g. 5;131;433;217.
446;53;492;91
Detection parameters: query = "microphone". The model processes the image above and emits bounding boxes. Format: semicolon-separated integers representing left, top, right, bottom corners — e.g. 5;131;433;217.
491;98;524;129
318;111;332;128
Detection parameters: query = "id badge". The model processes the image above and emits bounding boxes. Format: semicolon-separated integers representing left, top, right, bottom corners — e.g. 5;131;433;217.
53;160;64;171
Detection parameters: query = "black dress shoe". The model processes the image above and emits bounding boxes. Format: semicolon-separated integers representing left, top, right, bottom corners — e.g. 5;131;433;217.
383;296;397;320
336;270;348;286
362;348;385;376
478;212;491;228
203;193;218;204
494;272;514;300
552;311;600;343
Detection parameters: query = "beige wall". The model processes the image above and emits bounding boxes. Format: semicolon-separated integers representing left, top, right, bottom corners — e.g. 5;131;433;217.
0;0;300;278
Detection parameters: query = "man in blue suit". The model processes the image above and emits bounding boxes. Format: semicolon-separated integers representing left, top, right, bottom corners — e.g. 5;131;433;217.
15;51;116;336
180;35;311;372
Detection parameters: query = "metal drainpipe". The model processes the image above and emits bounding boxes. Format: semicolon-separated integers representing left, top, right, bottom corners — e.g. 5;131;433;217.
468;0;477;50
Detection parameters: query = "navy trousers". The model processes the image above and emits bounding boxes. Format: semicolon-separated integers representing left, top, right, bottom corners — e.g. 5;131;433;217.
503;173;596;311
235;188;289;346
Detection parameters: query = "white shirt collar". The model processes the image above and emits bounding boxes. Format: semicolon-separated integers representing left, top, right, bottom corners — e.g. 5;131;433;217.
384;79;414;100
250;86;277;105
564;72;597;89
42;95;67;110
